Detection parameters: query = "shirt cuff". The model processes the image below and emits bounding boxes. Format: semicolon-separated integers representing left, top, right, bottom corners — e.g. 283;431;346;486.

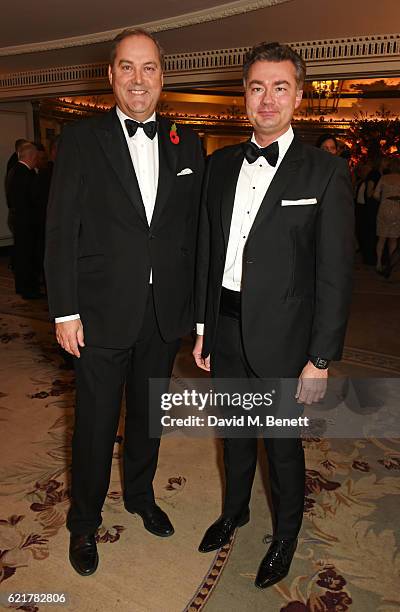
196;323;204;335
55;314;80;323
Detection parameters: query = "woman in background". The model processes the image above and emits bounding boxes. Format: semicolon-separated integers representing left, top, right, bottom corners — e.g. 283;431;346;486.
316;133;338;155
374;156;400;275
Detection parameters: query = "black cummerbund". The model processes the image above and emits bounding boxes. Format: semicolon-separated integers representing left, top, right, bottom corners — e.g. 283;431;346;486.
219;287;241;319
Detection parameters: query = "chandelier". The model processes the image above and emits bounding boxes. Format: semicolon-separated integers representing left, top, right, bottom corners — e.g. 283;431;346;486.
305;80;343;116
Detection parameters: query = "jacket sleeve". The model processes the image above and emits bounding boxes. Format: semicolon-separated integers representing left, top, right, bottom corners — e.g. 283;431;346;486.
195;154;213;327
44;125;83;319
308;157;355;360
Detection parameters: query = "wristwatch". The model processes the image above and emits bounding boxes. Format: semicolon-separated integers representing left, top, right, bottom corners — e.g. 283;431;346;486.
309;356;330;369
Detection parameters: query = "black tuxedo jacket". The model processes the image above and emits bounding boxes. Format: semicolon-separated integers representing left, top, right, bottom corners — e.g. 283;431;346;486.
45;108;204;348
6;162;36;222
196;138;354;377
6;152;18;177
6;162;37;234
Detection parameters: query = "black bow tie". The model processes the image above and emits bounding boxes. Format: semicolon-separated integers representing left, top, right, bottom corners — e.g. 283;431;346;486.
242;140;279;166
124;118;158;140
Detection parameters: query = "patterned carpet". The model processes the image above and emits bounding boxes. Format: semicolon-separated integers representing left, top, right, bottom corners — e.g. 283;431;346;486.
0;256;399;611
193;261;400;612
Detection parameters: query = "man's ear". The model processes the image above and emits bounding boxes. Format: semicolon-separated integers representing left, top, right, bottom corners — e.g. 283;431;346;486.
108;64;113;87
295;89;303;109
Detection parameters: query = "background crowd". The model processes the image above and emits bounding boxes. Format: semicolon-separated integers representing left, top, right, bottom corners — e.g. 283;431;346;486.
3;129;400;302
316;132;400;277
4;137;58;299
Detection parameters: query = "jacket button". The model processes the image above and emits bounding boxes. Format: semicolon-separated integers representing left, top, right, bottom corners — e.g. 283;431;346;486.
149;234;155;240
245;259;254;264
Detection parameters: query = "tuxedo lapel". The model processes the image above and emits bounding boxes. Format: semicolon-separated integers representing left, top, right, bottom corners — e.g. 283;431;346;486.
150;117;179;230
221;146;245;248
248;138;304;240
93;108;148;226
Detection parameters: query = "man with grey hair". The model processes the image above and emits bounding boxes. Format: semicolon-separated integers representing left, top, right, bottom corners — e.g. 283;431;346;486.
6;138;30;176
45;28;204;575
194;42;353;588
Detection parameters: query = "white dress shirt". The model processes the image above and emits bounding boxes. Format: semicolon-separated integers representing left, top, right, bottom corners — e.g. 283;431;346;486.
197;126;294;335
55;107;159;323
116;107;159;226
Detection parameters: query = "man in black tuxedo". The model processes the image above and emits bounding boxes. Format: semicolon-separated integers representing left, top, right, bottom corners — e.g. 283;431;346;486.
5;138;29;177
193;42;353;588
45;29;204;576
6;142;40;298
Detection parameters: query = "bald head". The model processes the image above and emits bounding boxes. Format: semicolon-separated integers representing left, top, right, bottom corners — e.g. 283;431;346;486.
18;142;38;168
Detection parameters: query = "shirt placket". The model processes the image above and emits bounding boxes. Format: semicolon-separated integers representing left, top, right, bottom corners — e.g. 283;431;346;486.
233;165;258;286
136;131;152;225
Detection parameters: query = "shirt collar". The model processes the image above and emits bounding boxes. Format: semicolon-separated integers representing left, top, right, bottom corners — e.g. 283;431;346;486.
251;125;294;160
116;106;156;130
18;160;32;170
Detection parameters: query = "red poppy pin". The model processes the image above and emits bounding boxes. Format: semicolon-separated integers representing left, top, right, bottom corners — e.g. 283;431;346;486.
169;122;180;145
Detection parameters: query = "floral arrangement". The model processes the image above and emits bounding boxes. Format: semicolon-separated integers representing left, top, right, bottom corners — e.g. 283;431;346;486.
345;114;400;160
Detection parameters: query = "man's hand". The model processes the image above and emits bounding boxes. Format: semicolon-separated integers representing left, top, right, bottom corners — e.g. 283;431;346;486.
55;319;85;358
192;334;210;371
295;361;328;405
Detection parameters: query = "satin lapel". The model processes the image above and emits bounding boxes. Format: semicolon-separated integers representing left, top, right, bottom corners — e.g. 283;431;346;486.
248;138;304;240
93;108;148;226
221;146;245;248
150;117;178;230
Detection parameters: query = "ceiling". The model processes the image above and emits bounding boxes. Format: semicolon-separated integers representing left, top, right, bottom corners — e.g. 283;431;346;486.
0;0;399;74
0;0;231;47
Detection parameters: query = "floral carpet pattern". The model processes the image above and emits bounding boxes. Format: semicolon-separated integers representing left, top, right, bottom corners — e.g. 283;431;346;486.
198;264;400;612
1;260;400;611
0;272;227;611
273;436;400;611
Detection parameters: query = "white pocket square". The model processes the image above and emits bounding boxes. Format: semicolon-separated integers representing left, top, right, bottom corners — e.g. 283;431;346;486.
177;168;193;176
281;198;318;206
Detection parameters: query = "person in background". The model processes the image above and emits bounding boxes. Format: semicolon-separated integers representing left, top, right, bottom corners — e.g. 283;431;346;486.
32;144;51;289
6;142;41;299
48;136;59;171
6;138;29;177
4;138;30;270
362;156;382;266
354;160;372;258
316;133;338;155
374;156;400;276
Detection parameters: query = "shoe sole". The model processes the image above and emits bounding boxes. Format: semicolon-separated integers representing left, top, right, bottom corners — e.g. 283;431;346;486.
133;513;175;538
142;523;175;537
254;570;289;589
198;512;250;553
69;552;99;576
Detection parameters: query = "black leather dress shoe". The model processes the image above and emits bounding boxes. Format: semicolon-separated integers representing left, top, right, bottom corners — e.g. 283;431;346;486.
69;533;98;576
255;538;297;589
130;505;174;537
198;510;250;553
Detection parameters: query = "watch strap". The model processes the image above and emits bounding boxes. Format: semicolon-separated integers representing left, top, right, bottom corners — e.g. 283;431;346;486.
309;356;330;369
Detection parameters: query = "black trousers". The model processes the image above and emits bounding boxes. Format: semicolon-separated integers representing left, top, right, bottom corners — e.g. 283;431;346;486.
13;217;39;295
211;289;305;540
67;287;180;535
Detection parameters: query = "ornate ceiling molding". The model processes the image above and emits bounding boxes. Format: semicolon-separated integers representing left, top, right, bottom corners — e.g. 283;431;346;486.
0;0;290;57
1;34;399;100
